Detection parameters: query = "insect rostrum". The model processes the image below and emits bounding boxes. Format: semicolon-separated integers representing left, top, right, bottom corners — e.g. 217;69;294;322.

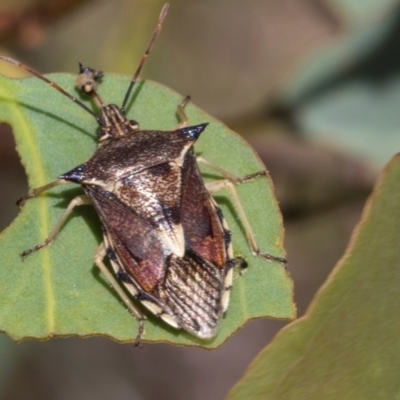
1;4;286;343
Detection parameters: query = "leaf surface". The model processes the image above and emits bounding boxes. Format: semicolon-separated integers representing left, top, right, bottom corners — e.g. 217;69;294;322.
0;73;294;348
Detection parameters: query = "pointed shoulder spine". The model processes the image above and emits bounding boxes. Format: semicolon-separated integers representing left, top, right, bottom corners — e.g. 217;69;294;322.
177;123;209;141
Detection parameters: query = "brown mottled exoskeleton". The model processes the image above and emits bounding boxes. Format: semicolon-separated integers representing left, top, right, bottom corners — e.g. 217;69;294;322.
1;4;286;343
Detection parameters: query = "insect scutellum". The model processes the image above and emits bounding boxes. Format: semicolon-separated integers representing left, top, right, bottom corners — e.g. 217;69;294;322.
1;3;286;344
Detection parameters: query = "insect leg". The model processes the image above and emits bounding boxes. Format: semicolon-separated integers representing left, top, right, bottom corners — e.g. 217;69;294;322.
94;242;145;345
17;179;70;208
197;157;267;184
173;95;191;130
202;160;287;266
21;195;91;259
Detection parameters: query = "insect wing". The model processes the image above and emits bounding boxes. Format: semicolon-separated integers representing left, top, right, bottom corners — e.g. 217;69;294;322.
180;149;235;313
180;149;229;267
86;185;167;293
86;185;226;338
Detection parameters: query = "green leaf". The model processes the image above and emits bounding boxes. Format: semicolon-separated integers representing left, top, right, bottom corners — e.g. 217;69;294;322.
227;153;400;397
0;73;294;348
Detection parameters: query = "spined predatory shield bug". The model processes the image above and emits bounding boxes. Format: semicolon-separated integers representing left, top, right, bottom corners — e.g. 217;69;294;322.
1;3;286;343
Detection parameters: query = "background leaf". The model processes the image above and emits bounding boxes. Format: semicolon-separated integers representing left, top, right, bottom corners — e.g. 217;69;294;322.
0;73;294;348
227;153;400;399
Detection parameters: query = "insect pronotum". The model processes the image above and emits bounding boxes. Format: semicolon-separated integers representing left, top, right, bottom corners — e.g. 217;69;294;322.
2;3;286;343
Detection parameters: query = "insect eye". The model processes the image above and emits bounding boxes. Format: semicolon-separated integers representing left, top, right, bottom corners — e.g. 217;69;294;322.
97;130;111;141
129;120;139;130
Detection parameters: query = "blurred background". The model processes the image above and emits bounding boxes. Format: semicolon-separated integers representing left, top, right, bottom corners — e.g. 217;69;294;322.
0;0;399;398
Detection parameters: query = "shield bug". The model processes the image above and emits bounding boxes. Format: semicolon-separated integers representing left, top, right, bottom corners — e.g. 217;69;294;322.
2;3;286;343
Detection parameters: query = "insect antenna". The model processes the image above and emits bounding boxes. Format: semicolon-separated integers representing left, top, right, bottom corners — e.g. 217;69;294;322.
0;56;103;125
121;3;169;113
